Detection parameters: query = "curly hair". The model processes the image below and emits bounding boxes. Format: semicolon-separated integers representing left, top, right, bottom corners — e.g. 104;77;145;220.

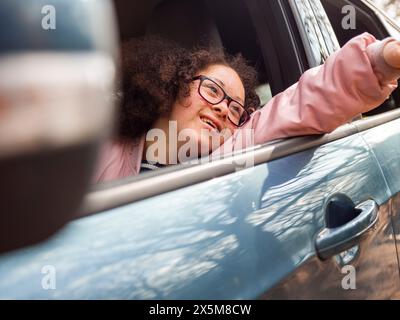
118;36;260;139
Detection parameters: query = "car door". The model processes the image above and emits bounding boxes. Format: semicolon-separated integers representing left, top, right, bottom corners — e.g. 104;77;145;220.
0;0;400;299
321;0;400;283
329;0;400;281
0;123;399;299
255;0;400;299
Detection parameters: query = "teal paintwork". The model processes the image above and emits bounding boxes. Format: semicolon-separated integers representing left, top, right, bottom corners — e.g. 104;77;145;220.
0;131;394;299
357;119;400;197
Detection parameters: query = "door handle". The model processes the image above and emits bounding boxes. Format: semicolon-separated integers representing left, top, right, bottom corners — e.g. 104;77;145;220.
315;198;378;260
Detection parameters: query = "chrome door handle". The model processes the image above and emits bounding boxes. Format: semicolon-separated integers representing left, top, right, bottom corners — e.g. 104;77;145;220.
315;199;378;260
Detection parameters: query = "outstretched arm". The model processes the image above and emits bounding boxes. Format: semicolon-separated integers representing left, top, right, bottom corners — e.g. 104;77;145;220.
241;33;400;146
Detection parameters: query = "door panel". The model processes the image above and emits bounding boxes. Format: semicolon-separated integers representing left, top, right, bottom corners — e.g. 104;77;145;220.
356;118;400;277
0;132;398;299
357;119;400;196
257;132;400;299
263;200;400;299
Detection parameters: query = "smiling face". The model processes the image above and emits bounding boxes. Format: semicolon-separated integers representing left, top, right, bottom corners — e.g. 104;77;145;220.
169;64;246;154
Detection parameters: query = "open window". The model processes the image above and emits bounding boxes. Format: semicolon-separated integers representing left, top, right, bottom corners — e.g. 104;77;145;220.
89;0;296;184
84;0;312;211
320;0;400;116
83;0;400;217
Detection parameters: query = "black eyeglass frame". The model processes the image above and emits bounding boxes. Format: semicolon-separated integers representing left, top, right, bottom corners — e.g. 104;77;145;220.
192;75;250;127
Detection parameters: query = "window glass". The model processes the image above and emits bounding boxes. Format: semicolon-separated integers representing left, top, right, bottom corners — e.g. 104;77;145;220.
320;0;400;117
93;0;277;185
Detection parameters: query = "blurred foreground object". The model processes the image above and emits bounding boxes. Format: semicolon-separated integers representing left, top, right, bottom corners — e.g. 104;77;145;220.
0;0;118;253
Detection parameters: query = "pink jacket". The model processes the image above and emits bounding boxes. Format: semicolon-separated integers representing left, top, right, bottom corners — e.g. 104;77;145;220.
94;33;400;183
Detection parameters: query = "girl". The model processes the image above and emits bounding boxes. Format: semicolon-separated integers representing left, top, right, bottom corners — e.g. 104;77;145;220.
94;33;400;183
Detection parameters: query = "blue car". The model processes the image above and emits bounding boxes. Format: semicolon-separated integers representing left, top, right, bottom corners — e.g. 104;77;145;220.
0;0;400;299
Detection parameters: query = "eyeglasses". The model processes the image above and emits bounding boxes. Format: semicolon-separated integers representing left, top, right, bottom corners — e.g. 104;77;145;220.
192;75;250;127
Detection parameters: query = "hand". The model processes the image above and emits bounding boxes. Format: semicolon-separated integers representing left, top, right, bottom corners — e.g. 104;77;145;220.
383;40;400;69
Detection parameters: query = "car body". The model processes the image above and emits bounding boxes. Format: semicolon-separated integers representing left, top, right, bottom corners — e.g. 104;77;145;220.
0;0;400;299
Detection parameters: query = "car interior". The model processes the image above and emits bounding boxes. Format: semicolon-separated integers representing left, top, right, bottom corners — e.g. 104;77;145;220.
113;0;400;121
113;0;273;108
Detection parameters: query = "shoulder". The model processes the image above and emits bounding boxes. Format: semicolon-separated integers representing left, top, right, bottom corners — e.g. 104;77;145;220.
92;138;142;183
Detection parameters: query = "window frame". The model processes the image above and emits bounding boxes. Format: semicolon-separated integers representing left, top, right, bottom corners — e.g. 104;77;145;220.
83;108;400;217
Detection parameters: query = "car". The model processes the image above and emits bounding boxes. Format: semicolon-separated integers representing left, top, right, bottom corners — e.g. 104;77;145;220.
0;0;400;299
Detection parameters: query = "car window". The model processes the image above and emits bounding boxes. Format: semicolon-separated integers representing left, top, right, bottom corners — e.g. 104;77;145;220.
255;83;273;106
321;0;400;116
92;0;399;190
92;0;286;186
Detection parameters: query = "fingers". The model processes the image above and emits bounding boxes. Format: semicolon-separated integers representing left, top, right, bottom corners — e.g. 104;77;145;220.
383;40;400;69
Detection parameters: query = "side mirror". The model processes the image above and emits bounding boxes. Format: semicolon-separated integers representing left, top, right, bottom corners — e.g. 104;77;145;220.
0;0;118;253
